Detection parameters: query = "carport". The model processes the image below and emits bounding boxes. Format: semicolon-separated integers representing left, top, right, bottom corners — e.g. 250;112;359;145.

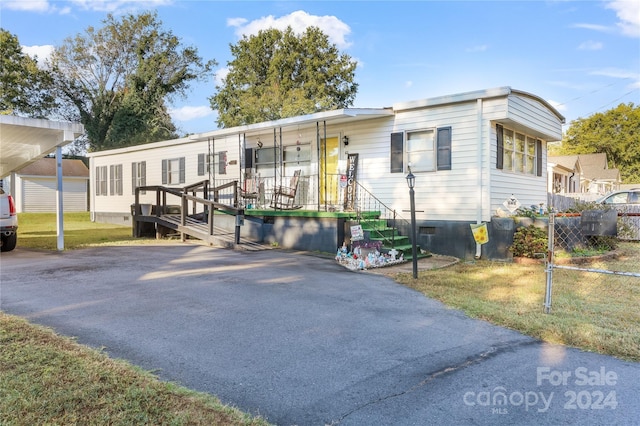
0;115;84;250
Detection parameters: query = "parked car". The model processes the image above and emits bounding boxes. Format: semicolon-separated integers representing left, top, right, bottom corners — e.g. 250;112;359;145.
596;188;640;241
0;188;18;252
596;189;640;205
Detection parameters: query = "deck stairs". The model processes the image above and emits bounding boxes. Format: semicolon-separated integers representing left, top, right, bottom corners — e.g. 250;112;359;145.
358;218;430;262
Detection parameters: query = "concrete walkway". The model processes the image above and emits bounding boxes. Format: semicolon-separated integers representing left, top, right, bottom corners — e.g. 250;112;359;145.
1;243;638;425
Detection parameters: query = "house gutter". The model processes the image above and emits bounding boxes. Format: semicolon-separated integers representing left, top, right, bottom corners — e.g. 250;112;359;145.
475;98;483;259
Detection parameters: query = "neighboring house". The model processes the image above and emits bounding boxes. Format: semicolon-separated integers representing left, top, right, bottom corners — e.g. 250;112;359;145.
548;153;621;196
12;157;89;213
88;87;564;259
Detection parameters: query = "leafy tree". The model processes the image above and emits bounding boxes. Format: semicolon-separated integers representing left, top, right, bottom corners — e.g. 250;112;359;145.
211;26;358;128
551;103;640;183
0;29;57;118
49;12;215;152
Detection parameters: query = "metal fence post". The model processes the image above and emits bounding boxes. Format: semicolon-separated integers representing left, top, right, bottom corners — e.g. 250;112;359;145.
544;212;555;313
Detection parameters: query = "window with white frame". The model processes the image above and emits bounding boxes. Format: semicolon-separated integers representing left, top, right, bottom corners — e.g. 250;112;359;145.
95;166;107;196
407;129;436;172
390;127;452;173
110;164;123;195
162;157;185;185
496;124;542;176
131;161;146;194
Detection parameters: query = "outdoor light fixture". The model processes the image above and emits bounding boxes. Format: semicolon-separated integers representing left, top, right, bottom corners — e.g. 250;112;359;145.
342;135;349;146
257;138;263;148
406;166;418;279
406;167;415;189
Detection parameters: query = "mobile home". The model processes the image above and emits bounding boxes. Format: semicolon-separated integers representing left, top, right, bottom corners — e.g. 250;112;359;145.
88;87;564;259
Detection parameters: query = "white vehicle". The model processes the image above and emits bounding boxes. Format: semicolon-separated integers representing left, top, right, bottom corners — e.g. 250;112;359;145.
0;188;18;252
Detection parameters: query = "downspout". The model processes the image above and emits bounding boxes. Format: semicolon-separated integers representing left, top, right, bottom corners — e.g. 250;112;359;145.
475;98;483;259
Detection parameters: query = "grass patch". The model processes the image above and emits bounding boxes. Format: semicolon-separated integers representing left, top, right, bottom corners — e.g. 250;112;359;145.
0;312;270;425
395;242;640;362
17;212;145;250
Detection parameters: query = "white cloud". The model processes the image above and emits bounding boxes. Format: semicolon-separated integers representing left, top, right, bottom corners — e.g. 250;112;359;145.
590;67;639;79
1;0;52;12
214;68;230;86
577;40;603;50
590;67;640;90
605;0;640;37
169;105;213;122
70;0;173;13
22;44;54;65
548;99;567;112
228;10;352;49
466;44;488;53
572;23;612;33
405;81;413;88
2;0;172;14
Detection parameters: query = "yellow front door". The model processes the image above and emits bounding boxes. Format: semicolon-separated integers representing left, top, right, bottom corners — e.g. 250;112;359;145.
320;137;340;206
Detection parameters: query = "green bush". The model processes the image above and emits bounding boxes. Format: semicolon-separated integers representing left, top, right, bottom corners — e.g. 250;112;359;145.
510;225;547;258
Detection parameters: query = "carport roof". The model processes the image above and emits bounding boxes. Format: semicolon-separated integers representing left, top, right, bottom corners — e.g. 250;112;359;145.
0;115;84;178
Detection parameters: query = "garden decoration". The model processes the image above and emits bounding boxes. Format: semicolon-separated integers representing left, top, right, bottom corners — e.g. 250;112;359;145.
335;241;406;271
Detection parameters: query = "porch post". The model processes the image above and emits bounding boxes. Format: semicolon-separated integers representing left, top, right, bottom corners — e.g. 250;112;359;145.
55;146;64;251
323;120;327;211
316;122;321;211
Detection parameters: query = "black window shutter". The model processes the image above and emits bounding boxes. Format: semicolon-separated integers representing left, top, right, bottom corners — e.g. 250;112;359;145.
117;164;123;195
140;161;146;193
95;166;100;195
109;165;115;195
390;132;404;173
436;127;452;171
244;148;253;169
179;157;185;183
131;163;136;194
496;124;504;170
197;154;205;176
536;140;542;176
161;159;167;184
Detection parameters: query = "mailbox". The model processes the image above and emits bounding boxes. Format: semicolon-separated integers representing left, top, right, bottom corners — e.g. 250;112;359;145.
580;210;617;236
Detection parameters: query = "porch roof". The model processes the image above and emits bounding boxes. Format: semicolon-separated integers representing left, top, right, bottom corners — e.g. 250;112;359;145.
187;108;394;142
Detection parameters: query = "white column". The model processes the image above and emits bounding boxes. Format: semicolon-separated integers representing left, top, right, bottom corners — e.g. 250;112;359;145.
56;146;64;251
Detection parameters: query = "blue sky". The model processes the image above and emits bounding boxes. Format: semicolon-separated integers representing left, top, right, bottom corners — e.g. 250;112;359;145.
1;0;639;136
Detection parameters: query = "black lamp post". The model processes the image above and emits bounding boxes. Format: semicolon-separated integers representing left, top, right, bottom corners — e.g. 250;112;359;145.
406;167;418;279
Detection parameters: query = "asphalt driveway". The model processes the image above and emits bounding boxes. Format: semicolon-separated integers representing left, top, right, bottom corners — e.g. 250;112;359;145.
1;244;638;425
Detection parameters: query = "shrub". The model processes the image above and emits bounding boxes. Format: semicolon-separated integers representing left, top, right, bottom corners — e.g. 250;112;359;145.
510;225;547;258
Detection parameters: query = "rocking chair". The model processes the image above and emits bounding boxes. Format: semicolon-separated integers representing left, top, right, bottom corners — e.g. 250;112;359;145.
270;170;302;210
240;175;264;208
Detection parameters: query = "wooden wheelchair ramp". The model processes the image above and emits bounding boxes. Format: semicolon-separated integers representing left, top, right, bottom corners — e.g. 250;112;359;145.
134;182;271;251
142;213;270;251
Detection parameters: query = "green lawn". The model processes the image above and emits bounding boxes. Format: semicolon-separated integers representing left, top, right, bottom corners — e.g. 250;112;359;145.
17;212;140;250
0;313;270;426
395;242;640;362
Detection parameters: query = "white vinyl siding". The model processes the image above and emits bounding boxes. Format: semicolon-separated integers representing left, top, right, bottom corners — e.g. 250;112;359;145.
22;178;87;212
88;135;241;217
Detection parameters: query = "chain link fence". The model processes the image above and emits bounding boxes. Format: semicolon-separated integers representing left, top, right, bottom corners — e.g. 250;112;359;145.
544;211;640;313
